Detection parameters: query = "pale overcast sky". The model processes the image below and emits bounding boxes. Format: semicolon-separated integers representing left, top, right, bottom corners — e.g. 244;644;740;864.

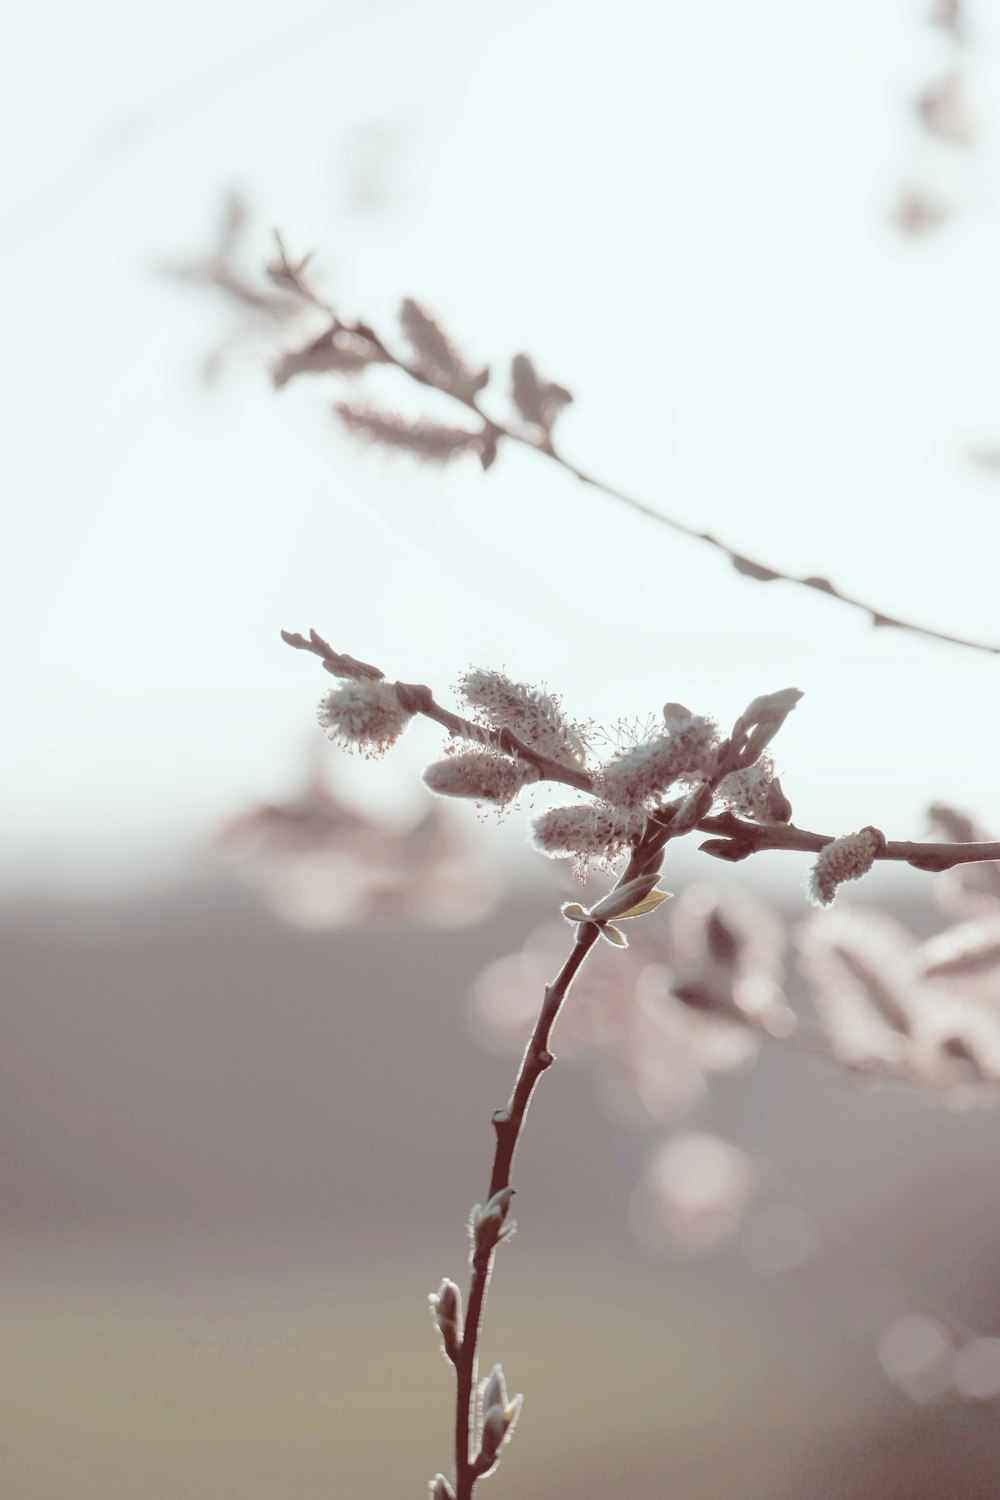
3;0;1000;887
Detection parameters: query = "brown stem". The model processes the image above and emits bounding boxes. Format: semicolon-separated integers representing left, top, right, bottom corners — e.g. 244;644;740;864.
453;925;600;1500
695;811;1000;873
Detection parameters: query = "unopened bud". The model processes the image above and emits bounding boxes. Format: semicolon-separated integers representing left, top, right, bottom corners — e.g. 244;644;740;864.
741;688;804;729
476;1364;523;1468
765;775;793;823
423;750;537;805
470;1186;516;1260
481;1364;507;1416
428;1279;463;1363
735;688;803;761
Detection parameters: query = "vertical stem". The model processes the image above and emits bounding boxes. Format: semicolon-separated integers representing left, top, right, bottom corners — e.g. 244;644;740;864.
453;924;600;1499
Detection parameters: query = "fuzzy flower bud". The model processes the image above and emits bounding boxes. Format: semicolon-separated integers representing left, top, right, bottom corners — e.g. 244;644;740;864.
336;402;485;464
429;1278;463;1364
459;668;587;770
529;803;647;865
598;715;719;810
399;299;488;399
476;1364;523;1470
807;827;885;907
317;680;413;756
735;688;803;762
469;1186;516;1261
423;750;538;805
429;1476;455;1500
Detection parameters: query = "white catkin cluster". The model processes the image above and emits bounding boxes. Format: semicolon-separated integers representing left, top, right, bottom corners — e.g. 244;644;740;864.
423;749;539;805
597;714;718;810
807;828;883;907
459;668;587;769
317;680;413;756
530;803;647;865
715;755;789;822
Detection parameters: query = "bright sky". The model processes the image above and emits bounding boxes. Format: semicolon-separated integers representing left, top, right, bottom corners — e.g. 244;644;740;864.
3;0;1000;888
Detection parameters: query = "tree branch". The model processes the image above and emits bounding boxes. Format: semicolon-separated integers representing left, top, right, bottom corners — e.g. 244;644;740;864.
453;924;599;1499
282;631;1000;878
268;263;1000;658
695;810;1000;873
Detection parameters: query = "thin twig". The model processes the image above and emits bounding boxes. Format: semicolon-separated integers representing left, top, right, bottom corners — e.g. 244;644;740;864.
269;266;1000;658
454;925;598;1499
694;810;1000;874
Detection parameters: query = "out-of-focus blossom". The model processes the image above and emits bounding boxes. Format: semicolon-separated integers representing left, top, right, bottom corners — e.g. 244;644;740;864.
214;762;496;930
797;907;1000;1097
878;1313;953;1402
917;915;1000;995
797;909;919;1069
926;804;1000;915
335;403;490;465
472;923;708;1121
952;1338;1000;1401
630;1131;758;1257
742;1205;822;1274
667;884;792;1039
471;883;790;1126
917;72;975;146
893;187;951;237
967;444;1000;473
509;353;573;442
399;299;489;402
929;0;962;37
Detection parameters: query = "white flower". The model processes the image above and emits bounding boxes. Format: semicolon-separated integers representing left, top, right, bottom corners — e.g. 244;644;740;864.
459;668;588;770
317;680;413;756
597;715;718;810
529;802;646;867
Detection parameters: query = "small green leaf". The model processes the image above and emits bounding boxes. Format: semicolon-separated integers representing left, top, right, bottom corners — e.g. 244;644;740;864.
599;923;629;947
588;874;661;923
615;888;672;920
